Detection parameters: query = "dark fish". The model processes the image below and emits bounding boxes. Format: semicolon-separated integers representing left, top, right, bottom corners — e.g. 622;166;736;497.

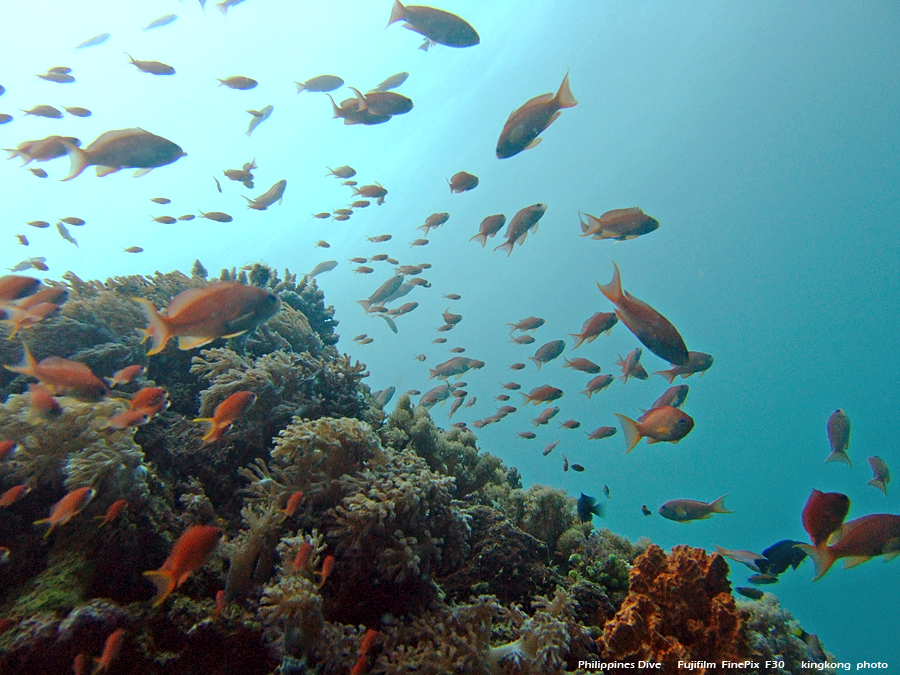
759;539;807;575
571;464;585;472
353;88;413;116
497;73;576;158
658;496;731;522
125;53;175;75
801;489;849;547
577;493;603;522
494;203;546;255
387;1;479;48
747;574;779;585
654;351;714;383
528;340;565;370
641;505;652;516
646;385;689;414
735;587;765;600
0;114;11;125
61;128;185;180
825;409;851;465
867;456;890;495
214;177;222;193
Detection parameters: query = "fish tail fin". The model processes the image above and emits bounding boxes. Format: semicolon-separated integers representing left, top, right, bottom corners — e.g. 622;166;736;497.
597;263;623;304
192;417;220;442
143;569;177;607
709;495;733;514
795;543;835;581
33;516;57;537
469;232;488;247
60;142;89;182
493;240;514;256
216;1;229;15
387;0;406;27
568;333;586;349
868;478;887;494
527;357;541;370
356;300;371;313
555;72;578;109
825;450;852;467
132;298;170;355
614;413;642;453
295;81;306;94
653;369;677;384
5;342;37;376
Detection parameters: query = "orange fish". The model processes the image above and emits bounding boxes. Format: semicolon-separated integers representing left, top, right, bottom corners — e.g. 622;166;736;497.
568;312;617;348
280;491;304;518
581;374;614;398
194;391;256;442
130;386;169;416
0;275;42;302
92;627;125;674
579;207;659;241
11;286;68;310
494;204;546;255
614;406;694;453
34;486;96;536
135;282;280;355
5;344;109;400
801;490;850;548
447;171;478;193
598;263;690;366
125;53;175;75
0;440;20;461
213;589;226;619
72;653;89;675
654;351;714;383
96;499;128;527
1;302;60;337
105;364;145;388
0;484;30;507
6;136;81;165
797;514;900;581
61;128;185;181
317;554;335;588
522;385;563;405
496;73;576;158
143;525;222;607
104;408;150;430
292;541;314;572
616;347;649;383
350;628;379;675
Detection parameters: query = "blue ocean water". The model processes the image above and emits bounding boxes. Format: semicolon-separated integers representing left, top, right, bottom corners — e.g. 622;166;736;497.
1;0;898;668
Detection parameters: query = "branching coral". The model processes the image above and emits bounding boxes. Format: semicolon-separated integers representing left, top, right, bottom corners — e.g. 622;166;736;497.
562;527;651;610
381;394;508;499
595;545;750;669
510;484;577;554
64;437;148;500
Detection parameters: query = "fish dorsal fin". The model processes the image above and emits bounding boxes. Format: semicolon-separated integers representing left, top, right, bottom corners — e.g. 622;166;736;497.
165;286;224;317
516;92;555;114
95;166;120;177
177;335;214;351
86;128;145;152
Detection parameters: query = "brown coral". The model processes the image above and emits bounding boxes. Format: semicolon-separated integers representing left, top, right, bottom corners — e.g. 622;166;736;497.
595;545;750;671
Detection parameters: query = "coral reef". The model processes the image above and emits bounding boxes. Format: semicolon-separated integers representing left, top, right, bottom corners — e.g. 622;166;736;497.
0;263;832;675
595;545;750;669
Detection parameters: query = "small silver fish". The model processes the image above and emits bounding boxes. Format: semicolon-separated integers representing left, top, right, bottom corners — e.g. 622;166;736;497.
245;105;273;136
56;222;78;248
307;261;338;278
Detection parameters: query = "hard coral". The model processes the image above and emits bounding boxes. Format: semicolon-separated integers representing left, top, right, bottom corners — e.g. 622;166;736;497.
510;484;577;554
596;545;750;669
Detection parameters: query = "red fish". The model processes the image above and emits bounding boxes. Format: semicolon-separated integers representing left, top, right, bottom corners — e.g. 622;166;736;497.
598;263;690;366
96;499;128;527
0;484;30;507
135;282;280;355
521;385;563;405
292;541;314;572
5;344;108;400
92;627;125;673
493;204;546;255
0;275;42;302
496;73;577;158
28;383;63;418
105;365;146;387
143;525;222;607
568;312;617;348
280;491;304;518
317;554;335;588
34;486;96;535
350;628;379;675
130;386;169;416
469;214;506;247
581;374;613;398
615;406;694;453
579;207;659;241
194;391;256;443
797;514;900;580
654;352;714;383
0;440;20;461
801;489;850;547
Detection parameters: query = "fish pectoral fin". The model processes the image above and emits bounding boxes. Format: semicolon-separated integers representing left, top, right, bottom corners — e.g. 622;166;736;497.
842;555;872;569
95;165;120;177
524;137;543;151
221;330;249;339
133;168;153;177
177;335;215;350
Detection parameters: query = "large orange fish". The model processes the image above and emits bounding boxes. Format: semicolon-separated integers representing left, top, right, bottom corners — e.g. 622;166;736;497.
615;406;694;453
5;344;109;400
0;275;42;302
598;263;690;366
143;525;222;607
61;128;186;180
496;73;577;159
134;282;280;355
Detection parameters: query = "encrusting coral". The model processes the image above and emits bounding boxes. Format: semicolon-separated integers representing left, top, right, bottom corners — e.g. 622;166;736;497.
0;263;835;675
